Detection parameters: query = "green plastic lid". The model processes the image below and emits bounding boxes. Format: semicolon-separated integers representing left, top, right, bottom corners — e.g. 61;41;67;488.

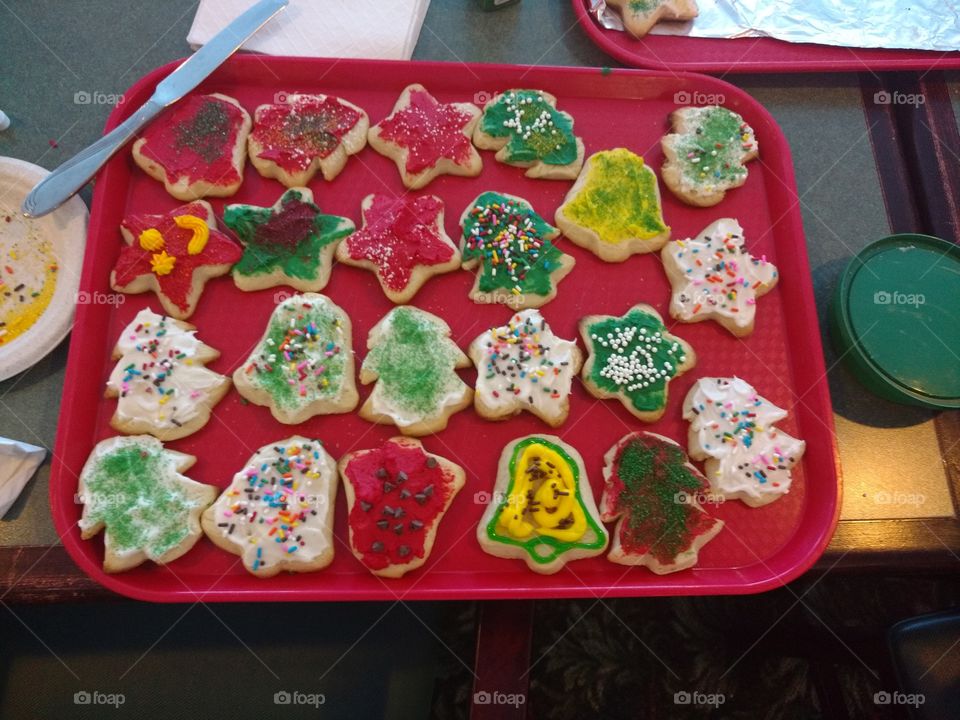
830;234;960;409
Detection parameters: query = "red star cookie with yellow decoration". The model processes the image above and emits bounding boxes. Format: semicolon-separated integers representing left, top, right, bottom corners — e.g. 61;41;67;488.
248;93;369;187
335;194;461;304
111;201;243;320
368;84;482;190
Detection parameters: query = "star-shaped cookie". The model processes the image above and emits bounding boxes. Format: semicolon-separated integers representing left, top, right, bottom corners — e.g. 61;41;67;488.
579;304;696;422
606;0;699;38
368;84;482;190
223;187;354;292
661;218;778;337
335;193;461;304
111;201;243;320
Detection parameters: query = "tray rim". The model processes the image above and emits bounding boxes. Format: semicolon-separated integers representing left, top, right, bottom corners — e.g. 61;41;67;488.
571;0;960;74
50;55;843;602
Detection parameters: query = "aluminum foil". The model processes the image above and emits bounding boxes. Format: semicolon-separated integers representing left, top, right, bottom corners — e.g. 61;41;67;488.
589;0;960;52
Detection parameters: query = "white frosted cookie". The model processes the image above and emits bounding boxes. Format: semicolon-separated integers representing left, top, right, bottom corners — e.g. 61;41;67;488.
468;309;582;427
606;0;699;38
132;93;251;200
105;308;230;441
248;93;369;187
662;218;779;337
600;431;723;574
368;84;482;190
338;436;465;578
78;435;216;573
555;148;671;262
683;377;806;507
233;293;359;424
202;437;338;577
473;89;584;180
661;106;758;207
359;306;472;436
476;434;608;574
579;303;696;423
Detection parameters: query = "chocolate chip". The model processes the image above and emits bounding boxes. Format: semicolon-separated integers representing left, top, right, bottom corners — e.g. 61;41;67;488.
376;520;389;530
396;471;408;483
375;467;387;478
393;523;404;535
360;501;373;512
372;541;385;553
425;457;437;468
383;481;395;493
414;493;427;505
382;505;394;515
398;545;411;557
399;489;411;500
423;484;434;497
393;507;405;519
409;519;424;531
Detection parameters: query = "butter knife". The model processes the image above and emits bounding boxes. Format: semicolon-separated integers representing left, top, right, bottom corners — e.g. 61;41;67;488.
21;0;288;218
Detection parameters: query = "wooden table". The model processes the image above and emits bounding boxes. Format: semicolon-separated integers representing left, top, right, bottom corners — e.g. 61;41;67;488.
1;3;959;718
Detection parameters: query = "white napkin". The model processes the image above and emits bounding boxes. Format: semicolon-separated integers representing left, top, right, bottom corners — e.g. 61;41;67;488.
0;438;46;519
187;0;432;61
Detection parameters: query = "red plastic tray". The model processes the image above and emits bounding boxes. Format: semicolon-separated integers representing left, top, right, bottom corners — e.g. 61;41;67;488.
50;56;840;602
573;0;960;73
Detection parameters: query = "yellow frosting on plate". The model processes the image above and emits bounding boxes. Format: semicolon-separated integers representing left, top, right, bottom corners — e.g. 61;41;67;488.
0;212;58;345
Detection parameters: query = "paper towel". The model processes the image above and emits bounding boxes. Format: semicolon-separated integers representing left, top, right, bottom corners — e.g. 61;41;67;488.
0;438;46;520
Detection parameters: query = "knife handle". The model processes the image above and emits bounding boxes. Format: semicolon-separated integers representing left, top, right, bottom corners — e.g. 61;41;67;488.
21;99;163;218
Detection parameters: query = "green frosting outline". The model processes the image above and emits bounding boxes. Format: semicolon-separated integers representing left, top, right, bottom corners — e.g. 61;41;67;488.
484;437;606;565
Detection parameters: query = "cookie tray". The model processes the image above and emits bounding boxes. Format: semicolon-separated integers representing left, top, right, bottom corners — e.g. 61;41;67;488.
50;56;841;602
573;0;960;74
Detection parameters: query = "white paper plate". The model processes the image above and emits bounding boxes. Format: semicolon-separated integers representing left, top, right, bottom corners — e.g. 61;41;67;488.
0;158;88;382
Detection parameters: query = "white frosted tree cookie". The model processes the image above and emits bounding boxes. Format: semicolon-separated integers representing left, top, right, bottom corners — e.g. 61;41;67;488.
78;435;216;573
662;218;779;336
600;431;723;574
579;303;696;422
468;309;582;427
606;0;699;38
368;84;482;190
460;191;575;310
202;437;338;577
132;93;251;200
105;308;230;441
473;89;584;180
233;293;359;424
555;148;671;262
335;193;461;304
248;93;369;187
476;434;608;574
359;306;472;436
338;436;465;578
683;377;806;507
661;105;758;207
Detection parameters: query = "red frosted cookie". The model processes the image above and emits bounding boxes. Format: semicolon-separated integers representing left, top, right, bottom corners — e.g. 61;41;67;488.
335;193;461;304
368;84;482;190
338;436;465;578
248;93;369;187
600;431;723;574
111;201;243;320
132;93;251;200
